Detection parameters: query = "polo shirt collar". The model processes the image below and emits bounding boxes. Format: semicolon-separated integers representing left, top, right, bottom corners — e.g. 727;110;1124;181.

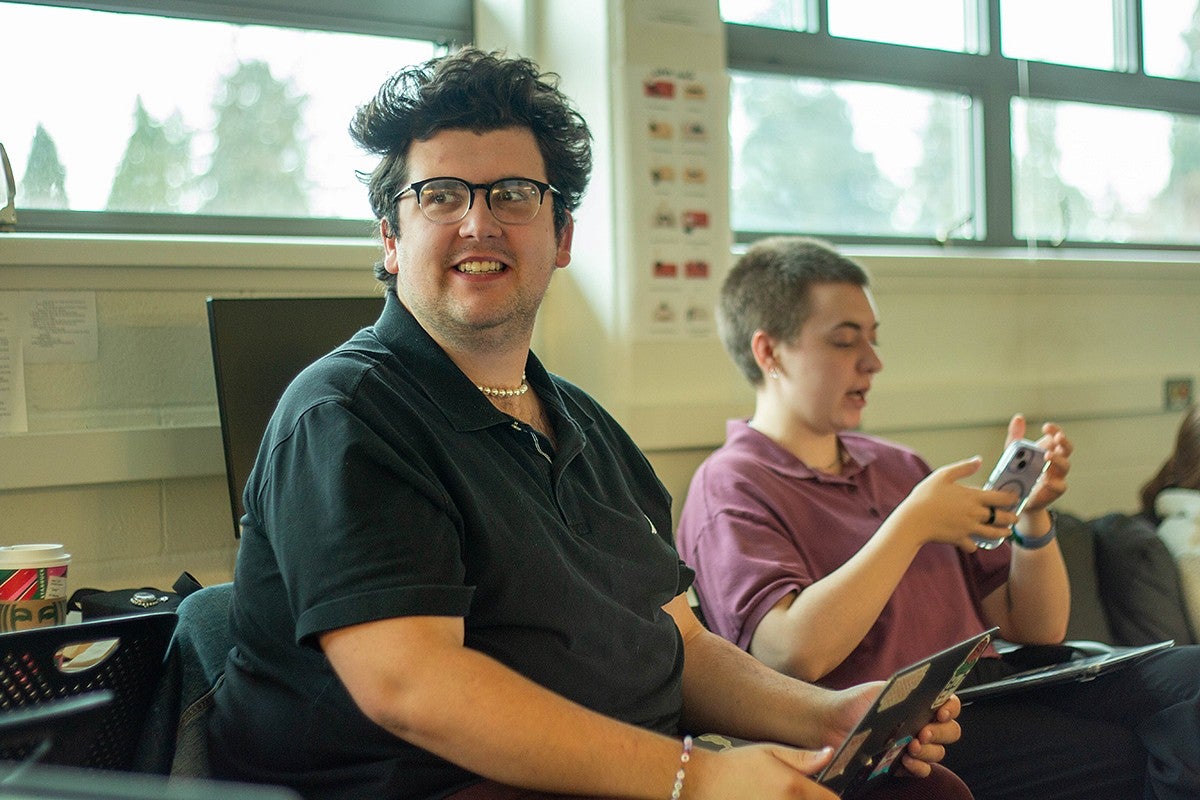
374;291;589;440
724;418;877;481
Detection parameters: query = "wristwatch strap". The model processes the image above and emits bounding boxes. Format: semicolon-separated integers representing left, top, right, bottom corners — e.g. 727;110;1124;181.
1010;510;1058;550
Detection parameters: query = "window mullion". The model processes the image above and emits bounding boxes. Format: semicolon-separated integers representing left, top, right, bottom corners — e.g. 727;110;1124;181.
980;81;1018;248
1021;59;1200;115
984;0;1001;57
812;0;828;32
1113;0;1142;74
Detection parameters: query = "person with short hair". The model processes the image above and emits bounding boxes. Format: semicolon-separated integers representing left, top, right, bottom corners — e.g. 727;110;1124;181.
676;235;1200;800
209;52;969;800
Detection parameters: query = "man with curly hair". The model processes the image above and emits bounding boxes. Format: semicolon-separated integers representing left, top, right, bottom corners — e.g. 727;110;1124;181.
209;49;969;800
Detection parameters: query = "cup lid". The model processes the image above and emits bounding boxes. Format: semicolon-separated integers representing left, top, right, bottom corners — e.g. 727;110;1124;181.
0;544;71;568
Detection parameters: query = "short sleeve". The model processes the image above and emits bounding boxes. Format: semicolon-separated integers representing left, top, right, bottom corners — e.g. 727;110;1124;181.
251;399;474;645
679;465;811;650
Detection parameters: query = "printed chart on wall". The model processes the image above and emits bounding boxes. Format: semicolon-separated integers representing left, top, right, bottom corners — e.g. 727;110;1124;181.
0;295;28;434
0;291;98;434
630;67;728;340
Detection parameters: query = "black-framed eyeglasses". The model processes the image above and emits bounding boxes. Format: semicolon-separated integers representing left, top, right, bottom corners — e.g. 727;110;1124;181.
393;176;560;225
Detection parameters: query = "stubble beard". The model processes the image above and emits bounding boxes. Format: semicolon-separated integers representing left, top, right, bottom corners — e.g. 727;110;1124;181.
404;281;545;356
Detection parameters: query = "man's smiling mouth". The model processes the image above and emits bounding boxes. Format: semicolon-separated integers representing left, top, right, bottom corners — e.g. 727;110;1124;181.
457;260;505;274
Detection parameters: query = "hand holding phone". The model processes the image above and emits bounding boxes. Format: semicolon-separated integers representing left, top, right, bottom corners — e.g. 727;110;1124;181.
971;439;1049;549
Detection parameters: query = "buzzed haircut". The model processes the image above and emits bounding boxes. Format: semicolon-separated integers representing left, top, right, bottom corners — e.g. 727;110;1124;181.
718;236;870;385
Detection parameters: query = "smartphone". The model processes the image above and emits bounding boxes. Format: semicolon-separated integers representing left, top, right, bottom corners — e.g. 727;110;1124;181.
971;439;1049;549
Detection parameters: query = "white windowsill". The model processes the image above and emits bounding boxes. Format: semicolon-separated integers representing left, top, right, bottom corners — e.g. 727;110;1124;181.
4;232;1199;277
0;232;378;270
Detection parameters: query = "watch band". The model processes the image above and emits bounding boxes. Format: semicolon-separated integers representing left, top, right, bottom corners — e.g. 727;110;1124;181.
1010;510;1058;550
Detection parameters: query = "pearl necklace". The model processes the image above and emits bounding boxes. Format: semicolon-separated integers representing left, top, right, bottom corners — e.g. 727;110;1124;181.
477;373;529;398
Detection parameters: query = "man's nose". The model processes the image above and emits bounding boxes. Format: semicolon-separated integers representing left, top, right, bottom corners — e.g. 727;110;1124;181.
458;189;502;235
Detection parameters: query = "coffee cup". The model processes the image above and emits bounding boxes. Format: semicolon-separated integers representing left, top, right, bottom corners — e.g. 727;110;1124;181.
0;544;71;631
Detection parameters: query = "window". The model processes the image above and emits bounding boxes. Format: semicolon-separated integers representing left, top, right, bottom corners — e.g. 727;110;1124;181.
724;0;1200;248
3;1;469;236
829;0;981;53
1000;0;1124;70
1144;0;1200;78
719;0;812;32
1012;98;1193;244
730;73;979;240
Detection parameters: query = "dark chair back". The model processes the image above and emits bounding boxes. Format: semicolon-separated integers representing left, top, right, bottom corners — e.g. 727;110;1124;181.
133;583;234;776
207;296;383;538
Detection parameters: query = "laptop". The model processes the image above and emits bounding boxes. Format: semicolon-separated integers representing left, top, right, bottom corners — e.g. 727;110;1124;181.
956;639;1173;702
815;627;996;798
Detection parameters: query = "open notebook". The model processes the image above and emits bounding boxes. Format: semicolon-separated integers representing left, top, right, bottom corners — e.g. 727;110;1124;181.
956;639;1173;703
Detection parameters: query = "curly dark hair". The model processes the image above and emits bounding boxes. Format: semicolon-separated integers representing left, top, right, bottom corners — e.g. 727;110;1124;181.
718;237;871;385
349;48;593;287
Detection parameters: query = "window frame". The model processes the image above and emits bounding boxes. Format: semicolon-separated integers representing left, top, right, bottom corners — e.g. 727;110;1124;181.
725;0;1200;250
9;0;472;237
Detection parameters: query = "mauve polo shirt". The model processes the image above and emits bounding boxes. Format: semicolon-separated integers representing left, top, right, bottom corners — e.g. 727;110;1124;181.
676;420;1009;689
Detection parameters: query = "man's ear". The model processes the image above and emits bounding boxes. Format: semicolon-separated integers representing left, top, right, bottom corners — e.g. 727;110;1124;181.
381;219;400;275
554;212;574;269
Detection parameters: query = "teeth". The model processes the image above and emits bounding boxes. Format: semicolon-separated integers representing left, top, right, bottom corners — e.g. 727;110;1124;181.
457;260;504;274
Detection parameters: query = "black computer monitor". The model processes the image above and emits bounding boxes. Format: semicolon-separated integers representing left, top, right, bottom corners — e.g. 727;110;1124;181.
206;296;385;538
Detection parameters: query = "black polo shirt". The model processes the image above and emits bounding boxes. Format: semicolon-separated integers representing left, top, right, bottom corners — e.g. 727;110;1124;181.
211;293;693;800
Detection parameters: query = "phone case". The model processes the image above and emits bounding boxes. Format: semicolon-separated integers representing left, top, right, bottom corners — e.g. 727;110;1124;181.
984;439;1048;514
972;439;1049;548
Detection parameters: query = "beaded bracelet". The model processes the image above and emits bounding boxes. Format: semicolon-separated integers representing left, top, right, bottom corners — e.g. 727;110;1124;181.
670;735;693;800
1010;510;1058;550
